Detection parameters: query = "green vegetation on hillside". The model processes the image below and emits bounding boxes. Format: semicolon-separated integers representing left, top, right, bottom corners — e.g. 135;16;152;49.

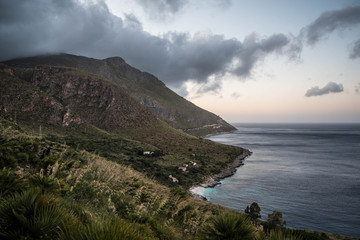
0;60;355;239
0;118;246;239
0;114;353;240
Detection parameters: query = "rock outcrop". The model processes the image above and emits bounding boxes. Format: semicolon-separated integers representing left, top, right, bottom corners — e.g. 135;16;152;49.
0;65;158;130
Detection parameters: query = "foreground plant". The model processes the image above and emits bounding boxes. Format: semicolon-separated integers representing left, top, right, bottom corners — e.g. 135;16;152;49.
200;213;254;240
58;216;156;240
0;188;64;239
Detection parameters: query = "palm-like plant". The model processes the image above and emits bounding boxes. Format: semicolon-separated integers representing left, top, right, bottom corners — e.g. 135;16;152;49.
201;213;254;240
0;168;24;197
28;174;60;193
0;188;64;239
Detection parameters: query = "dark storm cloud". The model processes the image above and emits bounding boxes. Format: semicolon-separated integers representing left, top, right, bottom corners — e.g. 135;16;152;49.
304;5;360;45
0;0;119;60
305;82;344;97
160;31;298;93
0;0;299;94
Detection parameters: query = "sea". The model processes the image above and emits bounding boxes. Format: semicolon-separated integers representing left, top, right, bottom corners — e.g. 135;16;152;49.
202;123;360;238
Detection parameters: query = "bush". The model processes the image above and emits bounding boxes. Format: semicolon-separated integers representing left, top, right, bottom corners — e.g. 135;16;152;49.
267;230;302;240
0;136;41;169
72;180;98;201
0;188;65;239
201;213;254;240
0;168;24;197
265;211;286;231
59;216;156;240
28;174;61;194
170;187;188;200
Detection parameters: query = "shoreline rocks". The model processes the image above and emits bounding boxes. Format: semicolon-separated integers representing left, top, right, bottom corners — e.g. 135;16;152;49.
190;149;252;199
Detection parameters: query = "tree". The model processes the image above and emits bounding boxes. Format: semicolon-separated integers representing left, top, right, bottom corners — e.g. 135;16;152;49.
267;211;286;230
244;202;261;224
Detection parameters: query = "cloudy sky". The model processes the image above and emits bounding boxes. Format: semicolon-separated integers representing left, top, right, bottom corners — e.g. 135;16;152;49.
1;0;359;123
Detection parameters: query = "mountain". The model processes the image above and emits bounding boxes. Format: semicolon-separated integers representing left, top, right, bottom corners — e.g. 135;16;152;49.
4;54;235;136
0;61;244;188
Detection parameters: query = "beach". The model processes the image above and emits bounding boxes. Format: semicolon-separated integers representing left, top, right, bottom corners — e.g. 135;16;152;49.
190;148;252;199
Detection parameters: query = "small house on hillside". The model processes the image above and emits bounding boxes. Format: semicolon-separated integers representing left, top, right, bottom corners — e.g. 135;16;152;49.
169;175;179;183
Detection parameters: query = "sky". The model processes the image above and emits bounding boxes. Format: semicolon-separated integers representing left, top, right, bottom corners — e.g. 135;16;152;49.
0;0;359;123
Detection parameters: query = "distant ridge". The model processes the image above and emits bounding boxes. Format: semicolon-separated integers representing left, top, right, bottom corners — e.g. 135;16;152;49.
4;53;235;136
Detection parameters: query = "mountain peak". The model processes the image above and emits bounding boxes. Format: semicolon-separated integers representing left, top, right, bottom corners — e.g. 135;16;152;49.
104;56;126;65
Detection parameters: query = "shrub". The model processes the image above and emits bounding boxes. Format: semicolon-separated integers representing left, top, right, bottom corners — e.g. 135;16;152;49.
0;168;24;197
267;230;302;240
111;194;137;219
59;216;156;240
201;213;254;240
28;174;61;194
72;180;98;201
170;187;188;200
0;188;65;239
16;152;29;162
265;211;286;231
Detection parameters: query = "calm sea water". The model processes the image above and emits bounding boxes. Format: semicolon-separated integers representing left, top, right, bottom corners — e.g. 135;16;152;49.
204;123;360;238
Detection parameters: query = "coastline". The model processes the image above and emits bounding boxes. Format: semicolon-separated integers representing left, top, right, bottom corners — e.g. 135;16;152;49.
190;148;252;200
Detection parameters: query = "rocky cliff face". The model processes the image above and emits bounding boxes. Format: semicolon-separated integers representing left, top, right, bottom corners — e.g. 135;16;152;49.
0;64;68;126
4;54;236;136
0;65;158;131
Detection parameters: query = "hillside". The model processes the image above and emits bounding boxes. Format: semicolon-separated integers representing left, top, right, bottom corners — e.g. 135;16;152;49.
0;117;242;239
0;61;353;240
0;82;348;240
4;54;235;136
0;63;243;188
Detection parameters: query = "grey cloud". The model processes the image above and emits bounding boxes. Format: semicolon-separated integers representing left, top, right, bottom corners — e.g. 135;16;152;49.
123;14;143;30
302;4;360;59
230;33;295;78
259;33;290;53
304;5;360;45
197;80;222;95
135;0;188;20
0;0;299;95
305;82;344;97
349;39;360;59
134;0;232;20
